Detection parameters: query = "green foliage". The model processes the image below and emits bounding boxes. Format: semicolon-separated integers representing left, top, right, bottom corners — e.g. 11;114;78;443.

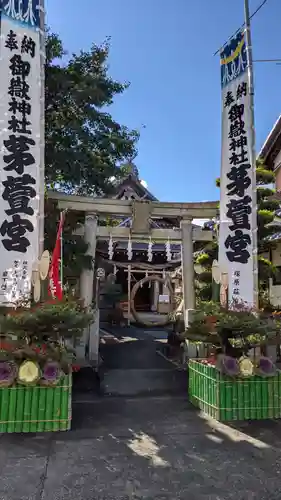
102;282;124;307
258;209;275;226
197;283;213;301
0;300;93;340
45;31;140;280
257;187;275;201
44;200;92;284
204;242;218;261
195;253;210;266
198;271;212;284
258;198;280;212
258;256;277;281
0;301;93;373
197;301;222;316
98;216;121;227
45;32;139;195
256;168;275;185
184;304;280;354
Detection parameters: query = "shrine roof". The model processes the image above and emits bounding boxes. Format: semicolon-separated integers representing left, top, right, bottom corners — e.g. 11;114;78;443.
258;115;281;170
110;163;178;228
113;174;158;201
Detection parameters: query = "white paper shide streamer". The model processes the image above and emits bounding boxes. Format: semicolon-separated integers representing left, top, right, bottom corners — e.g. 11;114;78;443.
165;238;172;261
147;238;153;262
127;236;133;261
108;234;114;260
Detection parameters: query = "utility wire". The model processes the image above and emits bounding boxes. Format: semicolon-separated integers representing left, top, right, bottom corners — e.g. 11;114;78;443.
213;0;269;56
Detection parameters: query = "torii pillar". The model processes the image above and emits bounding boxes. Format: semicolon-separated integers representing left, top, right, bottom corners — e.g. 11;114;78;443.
77;213;98;361
181;218;195;327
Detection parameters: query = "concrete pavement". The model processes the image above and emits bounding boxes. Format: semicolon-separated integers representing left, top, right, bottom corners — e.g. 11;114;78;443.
99;324;187;397
1;396;281;499
1;325;281;499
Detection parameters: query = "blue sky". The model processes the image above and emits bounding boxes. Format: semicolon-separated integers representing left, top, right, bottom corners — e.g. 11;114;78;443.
46;0;281;203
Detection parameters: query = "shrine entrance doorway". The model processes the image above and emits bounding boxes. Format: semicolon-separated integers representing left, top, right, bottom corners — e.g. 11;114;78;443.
48;191;217;361
115;267;151;312
129;272;174;327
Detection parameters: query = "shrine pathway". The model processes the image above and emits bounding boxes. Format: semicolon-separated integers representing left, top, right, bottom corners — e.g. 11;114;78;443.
1;396;281;499
97;324;187;397
2;326;281;498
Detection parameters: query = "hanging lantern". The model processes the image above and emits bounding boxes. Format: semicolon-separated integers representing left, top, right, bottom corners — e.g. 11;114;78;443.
127;236;133;260
147;238;153;262
165;238;172;261
108;234;114;260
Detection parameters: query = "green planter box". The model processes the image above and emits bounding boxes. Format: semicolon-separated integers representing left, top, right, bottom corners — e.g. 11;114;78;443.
188;359;281;421
0;374;72;433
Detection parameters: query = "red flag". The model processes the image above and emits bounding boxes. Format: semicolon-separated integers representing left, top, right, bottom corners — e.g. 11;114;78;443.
49;212;65;300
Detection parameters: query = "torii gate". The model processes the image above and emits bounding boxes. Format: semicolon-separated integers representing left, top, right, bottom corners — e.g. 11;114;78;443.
48;191;218;361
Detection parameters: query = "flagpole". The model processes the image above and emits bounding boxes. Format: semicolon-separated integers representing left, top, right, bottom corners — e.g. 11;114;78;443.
39;0;46;259
60;211;64;290
244;0;259;310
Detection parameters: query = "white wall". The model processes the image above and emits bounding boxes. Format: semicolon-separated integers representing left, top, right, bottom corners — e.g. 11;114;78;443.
274;150;281;191
272;247;281;266
274;149;281;170
268;243;281;306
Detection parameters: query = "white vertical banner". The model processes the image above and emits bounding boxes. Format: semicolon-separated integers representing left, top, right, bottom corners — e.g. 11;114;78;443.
0;1;41;305
219;30;255;307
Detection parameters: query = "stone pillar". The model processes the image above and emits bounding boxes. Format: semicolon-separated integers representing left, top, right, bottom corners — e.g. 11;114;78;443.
77;213;98;360
88;308;100;367
162;278;170;297
151;281;159;311
181;218;195;327
80;213;98;307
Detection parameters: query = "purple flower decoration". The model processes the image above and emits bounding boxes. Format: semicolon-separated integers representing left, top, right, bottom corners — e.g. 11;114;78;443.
0;361;16;387
256;357;276;378
42;362;61;384
221;356;239;376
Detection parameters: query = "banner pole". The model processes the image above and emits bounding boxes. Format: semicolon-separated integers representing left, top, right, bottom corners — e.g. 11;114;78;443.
60;211;64;290
244;0;259;309
38;0;46;259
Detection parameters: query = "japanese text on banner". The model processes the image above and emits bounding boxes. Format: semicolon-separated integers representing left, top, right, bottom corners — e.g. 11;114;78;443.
219;31;255;307
0;5;40;305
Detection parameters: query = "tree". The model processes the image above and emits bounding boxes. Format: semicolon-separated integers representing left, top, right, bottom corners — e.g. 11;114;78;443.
45;32;139;195
195;159;279;305
44;32;140;283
